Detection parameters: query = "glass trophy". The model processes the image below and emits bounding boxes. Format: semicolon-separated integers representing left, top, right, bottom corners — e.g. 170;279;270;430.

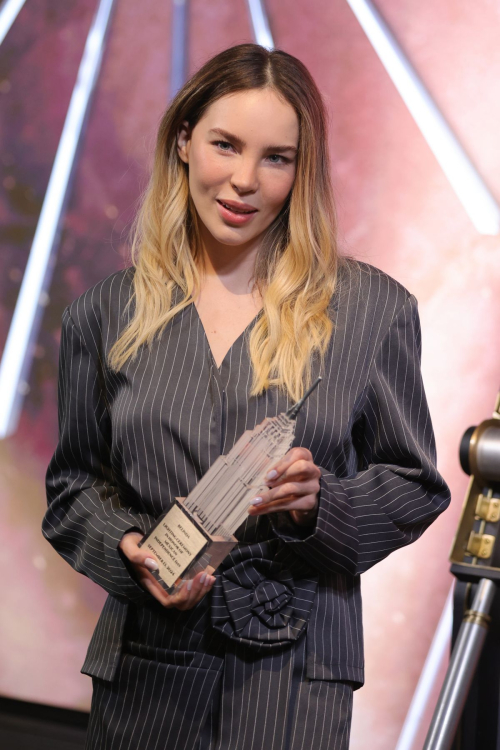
138;377;322;593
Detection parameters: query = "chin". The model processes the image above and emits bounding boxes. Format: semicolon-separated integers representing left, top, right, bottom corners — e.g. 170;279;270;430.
218;233;254;246
208;225;256;245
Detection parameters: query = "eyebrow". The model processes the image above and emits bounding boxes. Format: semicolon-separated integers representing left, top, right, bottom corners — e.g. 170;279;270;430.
208;127;297;154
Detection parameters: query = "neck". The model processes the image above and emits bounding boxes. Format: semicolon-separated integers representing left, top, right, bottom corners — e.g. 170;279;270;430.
197;222;262;296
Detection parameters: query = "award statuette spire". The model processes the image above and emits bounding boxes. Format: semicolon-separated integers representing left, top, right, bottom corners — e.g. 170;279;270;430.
138;377;323;593
286;376;322;420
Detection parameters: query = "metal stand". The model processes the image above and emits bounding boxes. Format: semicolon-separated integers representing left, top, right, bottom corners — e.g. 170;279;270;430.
423;578;497;750
420;392;500;748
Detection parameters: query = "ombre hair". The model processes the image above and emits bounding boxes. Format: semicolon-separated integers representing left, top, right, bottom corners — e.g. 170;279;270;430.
108;43;343;402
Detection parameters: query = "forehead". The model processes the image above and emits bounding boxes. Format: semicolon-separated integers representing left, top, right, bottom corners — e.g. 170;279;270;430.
197;89;299;144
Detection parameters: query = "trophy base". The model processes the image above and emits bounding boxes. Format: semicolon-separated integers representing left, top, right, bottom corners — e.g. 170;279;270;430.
138;498;237;594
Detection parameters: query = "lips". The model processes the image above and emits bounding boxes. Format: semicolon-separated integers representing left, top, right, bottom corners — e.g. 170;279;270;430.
216;199;257;215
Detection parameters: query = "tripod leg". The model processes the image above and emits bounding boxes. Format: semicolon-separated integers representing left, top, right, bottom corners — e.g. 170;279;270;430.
423;578;496;750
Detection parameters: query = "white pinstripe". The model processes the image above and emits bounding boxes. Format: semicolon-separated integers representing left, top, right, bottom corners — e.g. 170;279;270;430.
42;257;450;748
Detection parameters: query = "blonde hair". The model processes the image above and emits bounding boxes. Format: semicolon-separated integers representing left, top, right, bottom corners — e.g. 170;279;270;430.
109;43;342;402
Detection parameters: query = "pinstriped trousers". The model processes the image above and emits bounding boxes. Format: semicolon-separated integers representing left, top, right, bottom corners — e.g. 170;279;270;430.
199;631;353;750
85;624;353;750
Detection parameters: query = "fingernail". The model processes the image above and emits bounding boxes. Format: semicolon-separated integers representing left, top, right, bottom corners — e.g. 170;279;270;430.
187;579;193;591
144;558;159;571
200;572;207;584
249;497;263;506
204;575;213;587
266;469;278;480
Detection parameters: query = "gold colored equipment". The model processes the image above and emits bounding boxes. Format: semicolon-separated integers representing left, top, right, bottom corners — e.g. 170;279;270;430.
449;391;500;580
424;392;500;750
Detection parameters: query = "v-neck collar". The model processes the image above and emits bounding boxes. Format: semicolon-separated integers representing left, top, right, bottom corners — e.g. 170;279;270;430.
191;300;264;373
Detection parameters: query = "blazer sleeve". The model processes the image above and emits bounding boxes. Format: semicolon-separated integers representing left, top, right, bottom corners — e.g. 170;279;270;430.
270;294;451;576
42;307;156;603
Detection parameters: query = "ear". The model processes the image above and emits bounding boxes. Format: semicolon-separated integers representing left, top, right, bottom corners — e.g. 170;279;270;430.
177;120;192;164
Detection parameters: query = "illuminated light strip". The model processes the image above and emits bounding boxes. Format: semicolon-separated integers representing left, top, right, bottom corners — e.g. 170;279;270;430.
246;0;274;49
170;0;188;99
0;0;27;46
395;584;454;750
0;0;116;439
345;0;500;236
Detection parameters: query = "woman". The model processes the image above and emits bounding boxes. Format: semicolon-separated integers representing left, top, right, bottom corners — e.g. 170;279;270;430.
42;43;450;749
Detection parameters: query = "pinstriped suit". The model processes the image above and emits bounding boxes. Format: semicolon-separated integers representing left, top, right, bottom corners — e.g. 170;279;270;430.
42;257;450;748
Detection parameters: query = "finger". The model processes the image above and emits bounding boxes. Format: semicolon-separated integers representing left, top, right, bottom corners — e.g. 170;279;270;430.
290;507;319;526
249;492;318;515
118;531;145;555
250;479;319;506
266;459;321;486
264;448;314;483
175;572;216;610
175;571;207;604
171;570;213;600
119;534;161;574
159;576;199;608
140;574;178;607
189;572;216;605
140;568;216;610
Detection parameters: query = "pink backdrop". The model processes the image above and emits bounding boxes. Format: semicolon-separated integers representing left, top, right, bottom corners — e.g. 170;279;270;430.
1;2;499;748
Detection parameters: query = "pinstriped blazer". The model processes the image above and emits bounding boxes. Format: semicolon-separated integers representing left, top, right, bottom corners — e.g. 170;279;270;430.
42;257;451;687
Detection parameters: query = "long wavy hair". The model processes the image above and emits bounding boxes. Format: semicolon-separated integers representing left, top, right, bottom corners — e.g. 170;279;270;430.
108;43;343;402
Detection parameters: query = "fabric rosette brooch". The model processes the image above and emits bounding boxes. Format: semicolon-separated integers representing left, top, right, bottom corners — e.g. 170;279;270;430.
210;539;318;650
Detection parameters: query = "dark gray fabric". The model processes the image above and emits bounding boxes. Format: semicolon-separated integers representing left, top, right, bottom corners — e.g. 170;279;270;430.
85;647;224;750
210;537;319;648
42;257;451;695
115;513;349;748
200;629;353;750
86;625;353;750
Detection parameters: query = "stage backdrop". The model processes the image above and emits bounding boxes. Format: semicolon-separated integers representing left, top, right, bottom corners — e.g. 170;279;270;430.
1;2;499;748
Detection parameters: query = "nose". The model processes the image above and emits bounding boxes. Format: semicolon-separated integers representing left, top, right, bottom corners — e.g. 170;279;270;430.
230;156;259;194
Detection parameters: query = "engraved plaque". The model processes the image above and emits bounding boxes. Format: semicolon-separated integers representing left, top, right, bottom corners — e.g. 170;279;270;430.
141;503;208;589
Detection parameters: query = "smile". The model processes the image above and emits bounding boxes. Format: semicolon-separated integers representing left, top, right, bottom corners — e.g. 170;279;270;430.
217;200;257;214
216;200;258;225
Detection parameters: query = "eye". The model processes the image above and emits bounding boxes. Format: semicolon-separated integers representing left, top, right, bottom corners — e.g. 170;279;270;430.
267;154;291;165
213;140;234;152
212;140;292;165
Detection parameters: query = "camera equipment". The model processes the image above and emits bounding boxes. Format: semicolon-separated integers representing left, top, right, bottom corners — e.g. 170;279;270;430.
424;392;500;749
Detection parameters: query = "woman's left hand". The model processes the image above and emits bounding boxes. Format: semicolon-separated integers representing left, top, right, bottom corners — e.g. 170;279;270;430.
247;447;321;527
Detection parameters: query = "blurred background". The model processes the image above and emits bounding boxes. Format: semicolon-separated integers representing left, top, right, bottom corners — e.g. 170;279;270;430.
0;1;499;748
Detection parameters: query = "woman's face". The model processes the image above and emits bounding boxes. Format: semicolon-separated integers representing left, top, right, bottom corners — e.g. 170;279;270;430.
177;88;299;251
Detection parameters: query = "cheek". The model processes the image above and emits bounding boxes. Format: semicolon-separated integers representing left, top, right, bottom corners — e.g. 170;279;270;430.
261;171;295;211
191;150;228;192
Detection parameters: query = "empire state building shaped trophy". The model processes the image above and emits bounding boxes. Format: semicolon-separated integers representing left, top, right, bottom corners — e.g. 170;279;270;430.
138;377;322;593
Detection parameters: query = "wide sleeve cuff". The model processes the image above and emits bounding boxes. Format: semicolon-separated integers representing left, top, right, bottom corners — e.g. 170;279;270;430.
103;510;159;604
269;467;357;575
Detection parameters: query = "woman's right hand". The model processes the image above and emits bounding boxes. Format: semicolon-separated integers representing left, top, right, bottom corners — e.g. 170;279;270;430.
118;531;216;610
